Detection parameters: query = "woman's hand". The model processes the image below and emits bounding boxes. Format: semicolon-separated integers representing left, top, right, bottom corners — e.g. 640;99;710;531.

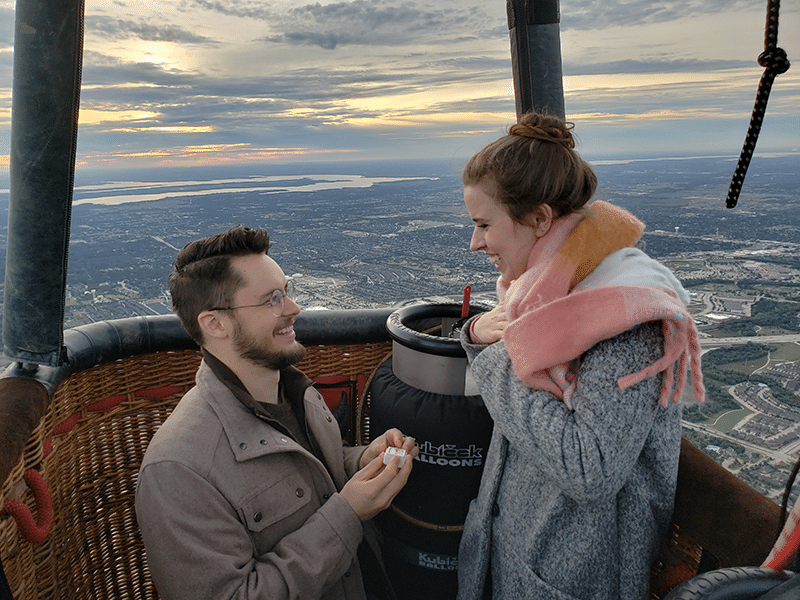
471;304;507;344
359;428;418;470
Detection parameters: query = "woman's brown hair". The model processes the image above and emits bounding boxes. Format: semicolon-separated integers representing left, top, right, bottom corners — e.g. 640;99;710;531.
463;111;597;223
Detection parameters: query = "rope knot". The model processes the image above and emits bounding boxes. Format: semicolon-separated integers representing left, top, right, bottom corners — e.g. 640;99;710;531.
758;47;791;74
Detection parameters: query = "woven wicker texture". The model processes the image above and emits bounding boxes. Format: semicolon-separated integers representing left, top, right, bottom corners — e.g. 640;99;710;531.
1;349;201;600
0;341;390;600
1;339;709;600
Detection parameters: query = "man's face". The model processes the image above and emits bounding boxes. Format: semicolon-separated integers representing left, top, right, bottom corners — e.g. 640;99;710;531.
228;254;306;371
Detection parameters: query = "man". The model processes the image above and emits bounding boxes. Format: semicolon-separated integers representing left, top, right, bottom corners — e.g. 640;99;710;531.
135;225;417;600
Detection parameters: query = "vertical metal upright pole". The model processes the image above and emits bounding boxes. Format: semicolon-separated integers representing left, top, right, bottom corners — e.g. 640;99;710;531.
4;0;84;367
507;0;565;120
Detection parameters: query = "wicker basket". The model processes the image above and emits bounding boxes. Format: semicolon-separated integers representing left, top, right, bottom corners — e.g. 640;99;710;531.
0;341;390;600
0;340;775;600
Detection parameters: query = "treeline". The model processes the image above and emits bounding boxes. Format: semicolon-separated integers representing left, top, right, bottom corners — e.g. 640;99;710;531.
703;343;800;410
644;236;742;257
681;428;749;461
749;374;800;410
705;298;800;337
752;299;800;331
751;254;800;270
682;345;759;422
703;343;771;366
682;386;741;423
734;279;800;290
683;428;748;456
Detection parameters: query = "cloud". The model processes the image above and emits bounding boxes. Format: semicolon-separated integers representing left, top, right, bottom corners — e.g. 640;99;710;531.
0;48;12;97
85;16;217;44
178;0;278;21
82;51;199;85
561;0;755;30
0;7;13;45
3;0;797;168
79;44;512;111
187;0;500;49
564;58;754;76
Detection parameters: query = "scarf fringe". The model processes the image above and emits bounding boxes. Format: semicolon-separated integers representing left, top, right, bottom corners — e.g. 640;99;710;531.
616;319;705;407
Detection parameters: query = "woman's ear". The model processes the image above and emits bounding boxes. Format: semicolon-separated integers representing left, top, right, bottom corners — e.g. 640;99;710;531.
197;310;229;340
529;203;554;238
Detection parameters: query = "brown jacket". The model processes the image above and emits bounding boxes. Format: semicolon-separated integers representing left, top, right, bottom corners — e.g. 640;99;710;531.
135;360;380;600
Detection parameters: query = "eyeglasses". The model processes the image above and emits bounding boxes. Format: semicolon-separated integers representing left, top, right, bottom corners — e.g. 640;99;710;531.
209;279;297;317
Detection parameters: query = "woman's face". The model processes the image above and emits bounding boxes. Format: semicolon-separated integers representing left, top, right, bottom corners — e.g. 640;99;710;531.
464;184;541;282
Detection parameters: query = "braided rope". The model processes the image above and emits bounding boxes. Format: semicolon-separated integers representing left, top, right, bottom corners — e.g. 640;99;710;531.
0;470;53;545
726;0;790;208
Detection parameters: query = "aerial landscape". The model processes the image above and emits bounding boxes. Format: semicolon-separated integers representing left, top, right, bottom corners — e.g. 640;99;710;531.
1;152;798;503
2;0;800;596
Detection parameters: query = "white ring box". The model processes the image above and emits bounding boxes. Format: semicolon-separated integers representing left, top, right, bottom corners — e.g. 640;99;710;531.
383;447;407;467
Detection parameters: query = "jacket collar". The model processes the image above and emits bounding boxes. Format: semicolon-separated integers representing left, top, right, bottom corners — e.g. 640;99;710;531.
195;356;314;462
201;348;312;421
194;354;347;490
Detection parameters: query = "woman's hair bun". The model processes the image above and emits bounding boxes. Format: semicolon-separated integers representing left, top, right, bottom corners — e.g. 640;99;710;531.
509;112;575;149
462;110;596;220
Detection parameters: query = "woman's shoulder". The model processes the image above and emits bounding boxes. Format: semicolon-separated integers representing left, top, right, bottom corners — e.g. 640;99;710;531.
575;247;689;306
583;320;664;373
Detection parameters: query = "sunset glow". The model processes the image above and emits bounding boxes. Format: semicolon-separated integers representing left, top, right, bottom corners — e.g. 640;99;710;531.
0;0;798;170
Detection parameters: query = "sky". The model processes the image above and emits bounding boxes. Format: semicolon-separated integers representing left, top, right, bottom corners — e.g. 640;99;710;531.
0;0;798;173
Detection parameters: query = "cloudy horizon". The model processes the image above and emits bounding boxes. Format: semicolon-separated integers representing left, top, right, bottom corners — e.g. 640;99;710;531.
0;0;798;173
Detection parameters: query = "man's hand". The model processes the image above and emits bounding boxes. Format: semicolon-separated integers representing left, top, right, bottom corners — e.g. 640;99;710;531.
340;451;413;521
359;428;419;470
471;304;507;344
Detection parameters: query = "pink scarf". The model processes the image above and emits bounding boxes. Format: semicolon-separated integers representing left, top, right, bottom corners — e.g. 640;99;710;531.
498;201;705;408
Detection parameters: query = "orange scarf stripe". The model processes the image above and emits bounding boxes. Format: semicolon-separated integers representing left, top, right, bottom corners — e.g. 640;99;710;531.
562;203;645;291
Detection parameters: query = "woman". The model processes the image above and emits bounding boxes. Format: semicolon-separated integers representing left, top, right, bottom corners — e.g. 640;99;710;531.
457;112;704;600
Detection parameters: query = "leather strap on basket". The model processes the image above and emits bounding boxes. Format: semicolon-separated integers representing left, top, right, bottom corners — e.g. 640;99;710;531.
1;469;53;545
389;503;464;533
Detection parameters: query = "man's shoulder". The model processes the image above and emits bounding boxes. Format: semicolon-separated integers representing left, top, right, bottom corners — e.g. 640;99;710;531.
140;381;224;474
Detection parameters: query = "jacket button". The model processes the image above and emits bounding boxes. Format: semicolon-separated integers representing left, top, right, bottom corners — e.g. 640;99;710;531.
239;442;247;450
492;502;500;517
280;437;289;443
326;415;332;422
323;494;330;500
344;571;351;578
295;488;305;498
253;512;262;523
260;439;267;445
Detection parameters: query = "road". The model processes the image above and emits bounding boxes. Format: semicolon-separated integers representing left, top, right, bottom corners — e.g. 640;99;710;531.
699;333;800;347
681;421;795;462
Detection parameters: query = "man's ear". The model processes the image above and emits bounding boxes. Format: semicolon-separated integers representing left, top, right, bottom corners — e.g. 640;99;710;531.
197;310;230;340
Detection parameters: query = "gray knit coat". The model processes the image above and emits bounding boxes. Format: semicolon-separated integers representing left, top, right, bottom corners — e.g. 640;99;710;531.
457;320;682;600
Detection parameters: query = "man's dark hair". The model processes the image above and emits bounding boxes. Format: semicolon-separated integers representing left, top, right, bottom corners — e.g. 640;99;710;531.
169;225;271;344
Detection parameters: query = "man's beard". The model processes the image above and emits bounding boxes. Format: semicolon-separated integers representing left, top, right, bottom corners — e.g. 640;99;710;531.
233;320;307;371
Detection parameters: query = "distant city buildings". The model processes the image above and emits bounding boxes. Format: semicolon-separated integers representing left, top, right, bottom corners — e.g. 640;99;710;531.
2;156;800;501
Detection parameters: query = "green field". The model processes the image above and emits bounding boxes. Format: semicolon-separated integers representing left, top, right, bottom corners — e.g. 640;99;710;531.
767;343;800;362
712;408;753;434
